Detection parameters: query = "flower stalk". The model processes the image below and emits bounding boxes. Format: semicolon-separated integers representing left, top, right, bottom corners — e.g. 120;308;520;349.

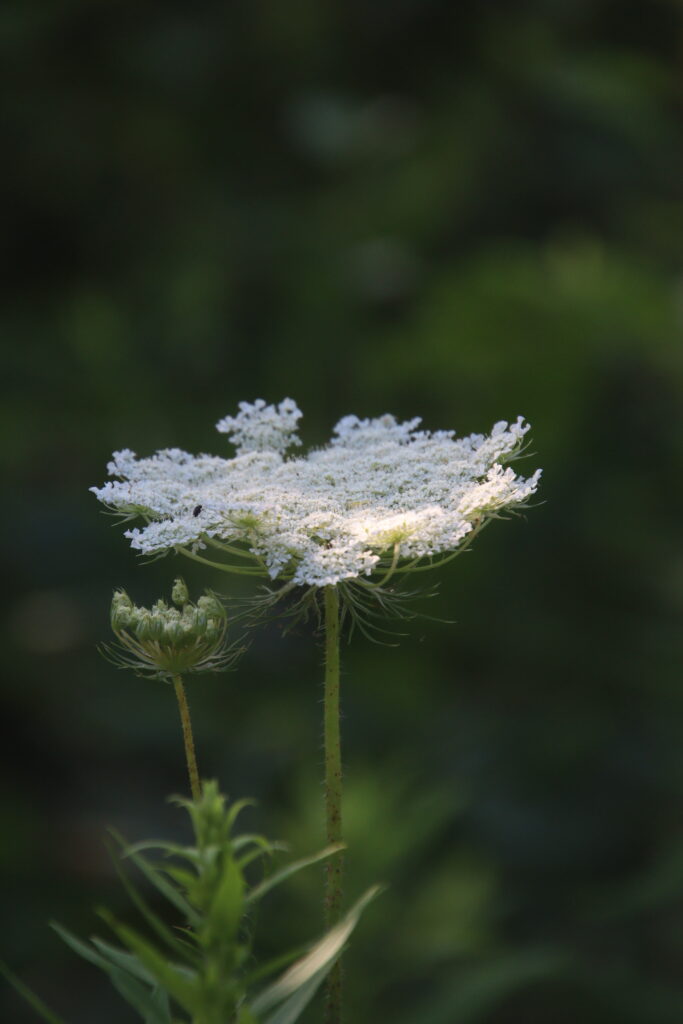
173;674;201;802
323;585;343;1024
102;581;241;803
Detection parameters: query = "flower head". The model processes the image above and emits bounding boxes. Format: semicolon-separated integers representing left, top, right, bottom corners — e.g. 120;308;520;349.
103;580;239;679
91;400;541;590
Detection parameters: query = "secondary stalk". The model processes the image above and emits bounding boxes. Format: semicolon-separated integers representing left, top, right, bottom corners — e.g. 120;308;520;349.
173;674;201;802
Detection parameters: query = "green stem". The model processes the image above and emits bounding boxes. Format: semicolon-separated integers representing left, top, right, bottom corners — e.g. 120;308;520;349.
178;546;264;575
173;675;202;802
323;585;343;1024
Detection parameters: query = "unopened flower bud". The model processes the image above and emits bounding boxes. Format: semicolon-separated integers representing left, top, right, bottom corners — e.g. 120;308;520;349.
168;621;186;645
149;612;166;640
134;610;154;641
103;583;240;679
172;578;189;607
110;590;134;631
180;608;196;635
198;594;225;620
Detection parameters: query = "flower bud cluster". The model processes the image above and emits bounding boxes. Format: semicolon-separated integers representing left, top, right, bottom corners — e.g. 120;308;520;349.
105;581;237;679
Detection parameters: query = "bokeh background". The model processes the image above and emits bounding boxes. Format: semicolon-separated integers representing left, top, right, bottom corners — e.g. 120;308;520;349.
3;1;683;1021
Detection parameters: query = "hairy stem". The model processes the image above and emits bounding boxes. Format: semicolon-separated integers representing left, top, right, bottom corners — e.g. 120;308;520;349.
173;675;201;802
323;585;343;1024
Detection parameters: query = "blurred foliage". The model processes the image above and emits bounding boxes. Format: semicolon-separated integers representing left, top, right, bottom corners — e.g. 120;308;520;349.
5;782;377;1024
2;0;683;1021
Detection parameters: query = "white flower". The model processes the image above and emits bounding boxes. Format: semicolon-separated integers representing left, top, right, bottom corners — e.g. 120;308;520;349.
91;400;541;588
216;398;302;455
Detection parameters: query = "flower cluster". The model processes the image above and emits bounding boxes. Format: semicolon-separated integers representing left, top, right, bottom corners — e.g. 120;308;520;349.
91;400;541;588
216;397;302;455
104;580;237;678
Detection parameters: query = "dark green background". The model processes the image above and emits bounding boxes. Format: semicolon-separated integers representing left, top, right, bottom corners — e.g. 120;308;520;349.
3;2;683;1021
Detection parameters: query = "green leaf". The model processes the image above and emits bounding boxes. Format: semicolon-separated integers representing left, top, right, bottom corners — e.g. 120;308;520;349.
234;836;288;870
261;974;323;1024
226;797;257;832
51;925;172;1024
110;831;200;927
250;885;381;1018
90;937;158;986
106;968;173;1024
162;865;199;893
105;917;200;1015
237;847;278;872
232;834;282;855
149;987;171;1023
51;923;116;973
243;944;310;988
246;844;346;906
206;854;245;940
0;959;68;1024
125;840;198;859
107;842;199;963
236;1007;260;1024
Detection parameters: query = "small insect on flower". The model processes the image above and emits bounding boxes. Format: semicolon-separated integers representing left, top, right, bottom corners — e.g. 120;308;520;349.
193;505;203;517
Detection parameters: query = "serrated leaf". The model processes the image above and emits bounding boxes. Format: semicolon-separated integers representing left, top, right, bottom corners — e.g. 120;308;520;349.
246;844;345;906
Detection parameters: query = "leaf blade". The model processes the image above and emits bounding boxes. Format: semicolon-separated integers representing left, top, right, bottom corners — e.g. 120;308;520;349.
0;959;68;1024
246;844;345;906
250;885;381;1017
